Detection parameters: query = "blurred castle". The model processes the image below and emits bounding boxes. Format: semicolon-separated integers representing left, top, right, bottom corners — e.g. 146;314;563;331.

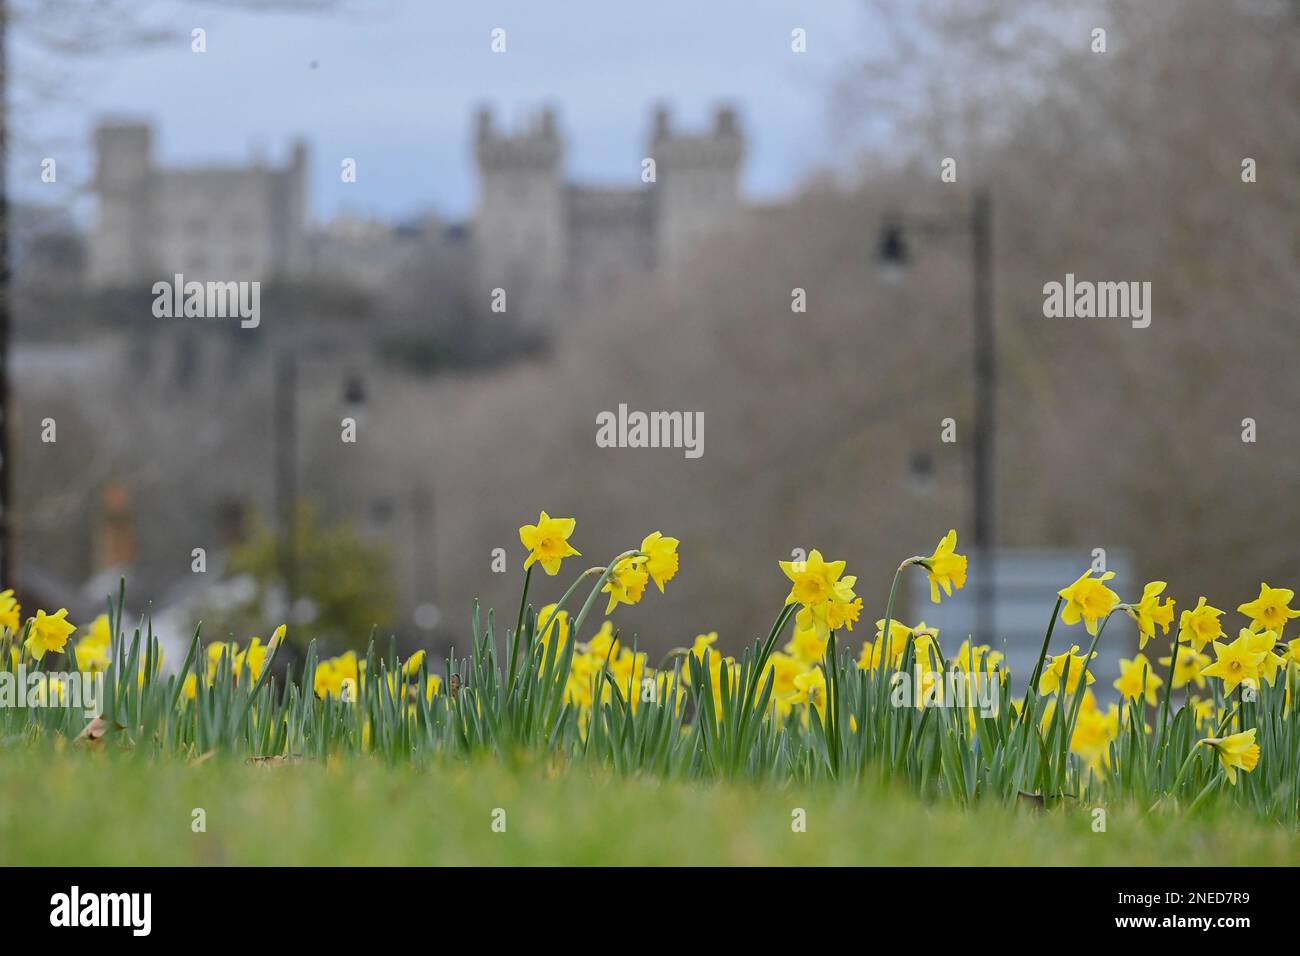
16;104;749;646
85;104;747;323
473;104;745;316
89;122;310;285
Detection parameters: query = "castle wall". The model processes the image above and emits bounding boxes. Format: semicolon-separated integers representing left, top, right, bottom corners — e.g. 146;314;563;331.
566;187;654;303
472;105;746;324
89;123;308;288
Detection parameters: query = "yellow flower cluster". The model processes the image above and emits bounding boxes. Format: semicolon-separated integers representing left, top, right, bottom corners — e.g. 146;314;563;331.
1041;577;1300;786
520;517;683;719
563;620;679;714
310;643;441;705
182;626;287;699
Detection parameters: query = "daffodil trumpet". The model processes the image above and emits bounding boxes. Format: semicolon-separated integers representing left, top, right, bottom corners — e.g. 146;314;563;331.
569;551;644;644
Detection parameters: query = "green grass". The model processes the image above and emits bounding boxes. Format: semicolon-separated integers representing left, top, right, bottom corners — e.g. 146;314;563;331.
3;750;1298;866
5;542;1300;850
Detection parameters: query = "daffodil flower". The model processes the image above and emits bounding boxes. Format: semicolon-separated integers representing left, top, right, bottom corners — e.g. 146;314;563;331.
1199;728;1260;785
518;511;581;576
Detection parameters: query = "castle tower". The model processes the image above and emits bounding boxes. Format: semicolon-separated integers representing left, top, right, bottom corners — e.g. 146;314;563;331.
272;138;311;275
472;106;567;322
90;123;154;286
648;106;745;274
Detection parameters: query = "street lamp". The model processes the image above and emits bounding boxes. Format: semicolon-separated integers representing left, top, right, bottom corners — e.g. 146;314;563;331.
877;217;909;286
274;355;369;624
343;372;366;421
877;188;997;642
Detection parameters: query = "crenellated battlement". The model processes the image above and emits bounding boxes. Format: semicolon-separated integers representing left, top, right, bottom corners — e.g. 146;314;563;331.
472;103;747;321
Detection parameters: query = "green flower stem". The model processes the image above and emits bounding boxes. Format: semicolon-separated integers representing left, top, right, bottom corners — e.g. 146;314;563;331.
1057;611;1113;792
1154;635;1181;764
878;562;908;699
1027;597;1065;696
506;564;534;688
570;551;643;640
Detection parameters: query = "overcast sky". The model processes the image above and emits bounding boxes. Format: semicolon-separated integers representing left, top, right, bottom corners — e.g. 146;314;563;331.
13;0;871;225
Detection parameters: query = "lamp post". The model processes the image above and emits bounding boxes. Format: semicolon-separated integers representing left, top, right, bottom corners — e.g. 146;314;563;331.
878;188;997;642
274;352;298;620
274;355;367;624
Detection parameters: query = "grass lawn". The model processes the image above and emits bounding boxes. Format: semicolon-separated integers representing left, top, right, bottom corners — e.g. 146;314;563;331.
2;750;1298;866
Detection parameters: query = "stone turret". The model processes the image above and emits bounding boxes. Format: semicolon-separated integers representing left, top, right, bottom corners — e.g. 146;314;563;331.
472;105;567;322
648;105;745;274
90;123;155;285
469;103;748;320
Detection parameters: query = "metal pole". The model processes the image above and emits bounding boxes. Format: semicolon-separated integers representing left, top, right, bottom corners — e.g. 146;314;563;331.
274;352;297;620
0;2;12;587
971;188;996;642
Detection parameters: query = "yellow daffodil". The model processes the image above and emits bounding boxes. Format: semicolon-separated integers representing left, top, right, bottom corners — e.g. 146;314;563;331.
182;673;198;700
602;555;649;614
786;610;829;663
1038;644;1096;696
536;604;570;656
23;608;76;662
1199;630;1267;696
1058;570;1120;637
404;649;426;676
237;638;271;682
860;618;912;672
0;589;20;633
73;614;113;672
1199;728;1260;785
952;639;1002;675
75;641;111;673
314;651;359;699
762;651;804;697
587;621;621;662
826;594;863;632
912;630;943;673
793;574;862;640
1113;653;1163;706
1287;637;1300;666
684;632;718;674
207;641;236;672
1187;695;1215;727
858;620;939;672
79;614;112;648
778;549;847;608
1237;583;1300;636
639;532;679;592
788;667;828;718
1122;581;1175;649
1243;630;1284;687
518;511;580;576
1158;645;1210;690
918;530;967;604
425;673;443;702
267;624;287;655
1178;597;1225;652
1069;690;1119;772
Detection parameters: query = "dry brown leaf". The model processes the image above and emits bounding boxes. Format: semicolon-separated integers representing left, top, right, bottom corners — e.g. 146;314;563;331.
74;715;125;747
